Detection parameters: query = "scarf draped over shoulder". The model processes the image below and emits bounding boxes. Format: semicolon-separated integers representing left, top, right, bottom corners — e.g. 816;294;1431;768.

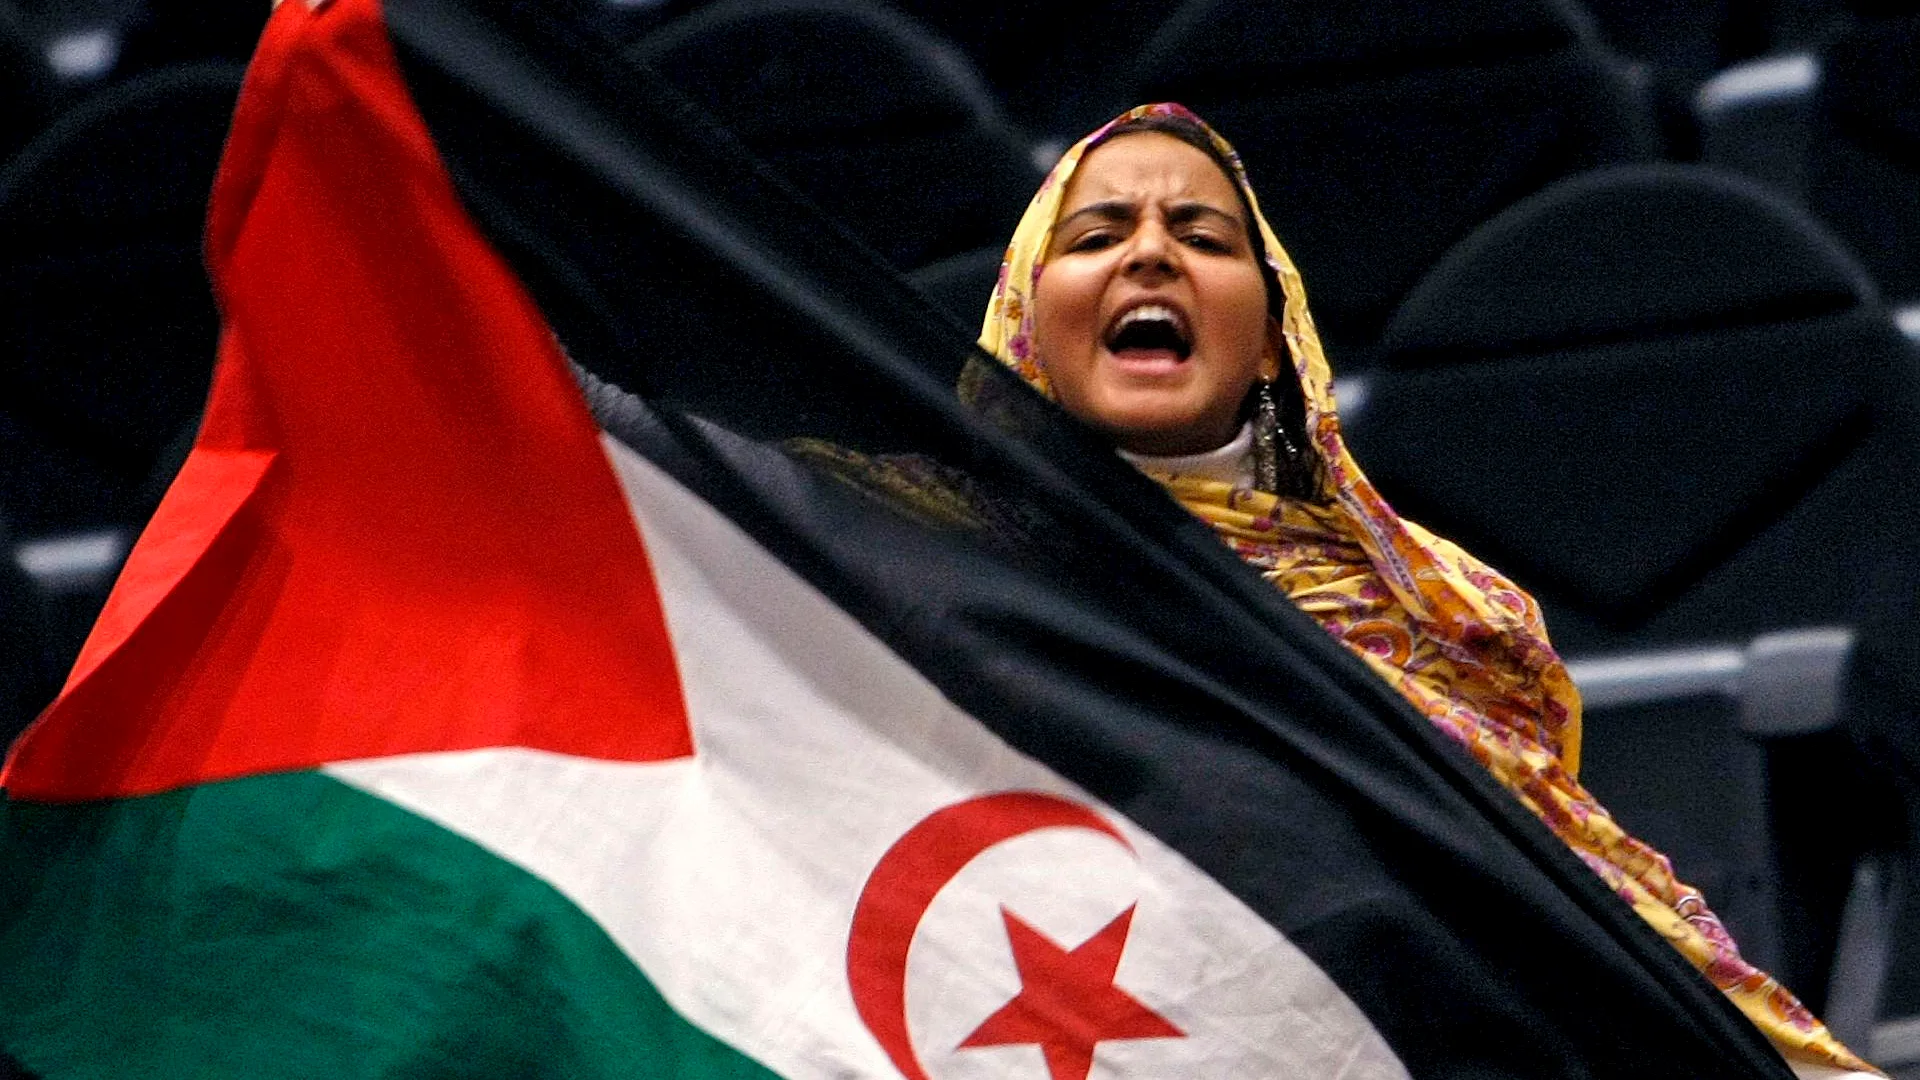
975;102;1869;1074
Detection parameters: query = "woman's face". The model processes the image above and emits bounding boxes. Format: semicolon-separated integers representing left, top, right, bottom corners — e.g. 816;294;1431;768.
1032;132;1278;456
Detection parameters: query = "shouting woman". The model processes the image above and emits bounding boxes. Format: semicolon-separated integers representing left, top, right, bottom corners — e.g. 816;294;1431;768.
973;103;1875;1078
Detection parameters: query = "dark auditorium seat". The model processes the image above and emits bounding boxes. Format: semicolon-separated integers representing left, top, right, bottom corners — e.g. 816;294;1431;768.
630;0;1042;330
1696;51;1825;201
889;0;1172;140
1700;8;1920;331
0;0;55;160
905;244;1004;335
0;61;239;536
1771;0;1861;49
1126;0;1658;369
0;62;241;692
0;514;59;753
1580;0;1762;87
1807;8;1920;307
8;0;186;93
118;0;272;70
1340;164;1920;1026
1578;0;1771;156
1845;550;1920;1068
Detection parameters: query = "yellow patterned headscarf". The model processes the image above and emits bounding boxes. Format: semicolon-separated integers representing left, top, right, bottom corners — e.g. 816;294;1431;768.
978;103;1871;1073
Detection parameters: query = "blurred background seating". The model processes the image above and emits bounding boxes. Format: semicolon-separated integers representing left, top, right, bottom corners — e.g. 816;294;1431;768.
1809;6;1920;310
626;0;1043;332
1338;162;1920;1045
1124;0;1659;368
2;0;1917;1071
0;2;56;164
1700;2;1920;318
890;0;1168;145
0;61;241;749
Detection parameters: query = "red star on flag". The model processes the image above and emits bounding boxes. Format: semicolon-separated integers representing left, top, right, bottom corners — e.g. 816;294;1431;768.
959;904;1183;1080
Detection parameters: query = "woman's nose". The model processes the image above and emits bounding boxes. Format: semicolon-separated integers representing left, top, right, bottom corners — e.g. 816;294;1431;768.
1123;221;1178;278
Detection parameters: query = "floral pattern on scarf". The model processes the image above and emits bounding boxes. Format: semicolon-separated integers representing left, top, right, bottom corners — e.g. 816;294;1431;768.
977;103;1871;1074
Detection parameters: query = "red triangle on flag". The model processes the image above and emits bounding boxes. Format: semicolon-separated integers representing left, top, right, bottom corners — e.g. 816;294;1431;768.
2;0;692;802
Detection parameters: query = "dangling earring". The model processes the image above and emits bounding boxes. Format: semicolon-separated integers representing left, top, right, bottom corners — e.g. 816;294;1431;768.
1253;379;1282;493
1252;378;1305;495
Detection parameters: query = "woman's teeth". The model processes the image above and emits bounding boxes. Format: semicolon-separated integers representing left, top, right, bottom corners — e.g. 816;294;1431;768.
1106;305;1192;357
1117;304;1179;330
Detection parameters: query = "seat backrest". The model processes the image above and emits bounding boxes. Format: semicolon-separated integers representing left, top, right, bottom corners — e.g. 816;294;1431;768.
1562;629;1862;980
1566;626;1908;1021
1580;0;1769;160
0;516;58;754
1695;52;1824;201
1845;530;1920;1025
1342;165;1920;1009
0;62;242;534
0;0;55;159
1809;11;1920;304
889;0;1172;138
1578;0;1756;85
1848;554;1920;852
1344;163;1919;654
630;0;1041;274
1771;0;1858;49
1126;0;1658;364
905;244;1004;339
118;0;272;70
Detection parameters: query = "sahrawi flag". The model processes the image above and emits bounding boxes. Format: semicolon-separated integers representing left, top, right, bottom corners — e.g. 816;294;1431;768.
0;1;1805;1077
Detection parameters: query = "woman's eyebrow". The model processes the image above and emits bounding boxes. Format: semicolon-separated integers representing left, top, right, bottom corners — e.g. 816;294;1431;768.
1165;202;1245;228
1055;200;1137;230
1054;199;1245;237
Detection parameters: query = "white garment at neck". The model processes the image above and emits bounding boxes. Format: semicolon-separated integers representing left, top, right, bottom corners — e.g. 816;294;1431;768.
1116;421;1255;489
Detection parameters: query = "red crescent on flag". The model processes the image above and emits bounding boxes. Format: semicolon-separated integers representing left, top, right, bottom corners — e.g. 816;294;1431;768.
846;791;1134;1080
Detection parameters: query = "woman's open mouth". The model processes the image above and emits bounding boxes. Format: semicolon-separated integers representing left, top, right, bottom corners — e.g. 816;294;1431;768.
1103;302;1192;369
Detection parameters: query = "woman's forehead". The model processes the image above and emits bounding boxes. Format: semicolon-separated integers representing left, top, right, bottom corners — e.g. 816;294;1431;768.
1060;132;1243;212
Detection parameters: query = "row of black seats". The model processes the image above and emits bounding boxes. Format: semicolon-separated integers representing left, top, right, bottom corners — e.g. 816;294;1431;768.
0;0;266;162
620;0;1920;365
632;0;1653;362
0;59;245;749
0;0;1904;343
0;0;1907;407
1340;159;1920;1037
893;0;1862;151
1698;6;1920;314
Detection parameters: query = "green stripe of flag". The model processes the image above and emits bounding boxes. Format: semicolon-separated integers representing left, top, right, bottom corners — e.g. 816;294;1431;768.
0;772;782;1080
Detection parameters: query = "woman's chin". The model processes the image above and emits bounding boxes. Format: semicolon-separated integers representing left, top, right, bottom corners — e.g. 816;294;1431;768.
1098;410;1238;456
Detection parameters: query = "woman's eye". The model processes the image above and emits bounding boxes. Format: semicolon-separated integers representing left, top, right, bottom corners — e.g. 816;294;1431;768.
1182;233;1231;253
1068;232;1118;252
